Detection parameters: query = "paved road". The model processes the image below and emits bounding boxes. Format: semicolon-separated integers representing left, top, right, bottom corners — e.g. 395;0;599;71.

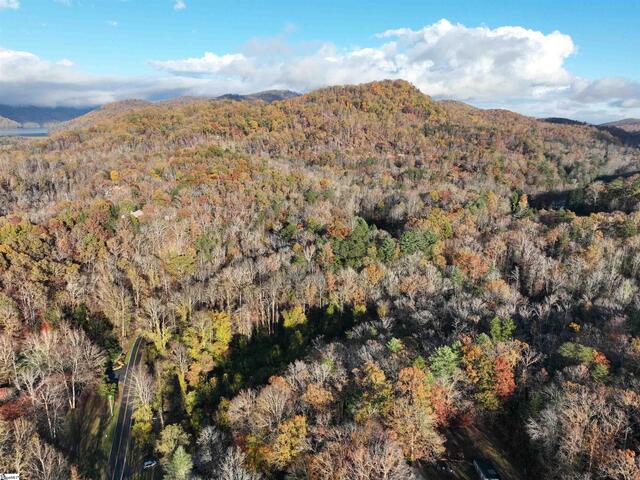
108;336;143;480
420;425;524;480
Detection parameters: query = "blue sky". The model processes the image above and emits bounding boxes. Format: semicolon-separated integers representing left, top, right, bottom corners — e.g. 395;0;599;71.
1;0;639;122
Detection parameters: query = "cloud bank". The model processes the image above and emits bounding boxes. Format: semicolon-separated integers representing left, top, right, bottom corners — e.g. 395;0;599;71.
151;20;577;102
1;19;638;122
0;47;202;107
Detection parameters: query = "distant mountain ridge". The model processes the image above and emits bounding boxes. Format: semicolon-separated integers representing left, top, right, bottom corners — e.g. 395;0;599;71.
3;89;634;136
216;89;300;103
542;117;640;147
1;90;299;129
47;80;640;191
542;117;588;126
0;104;95;128
598;118;640;147
601;118;640;132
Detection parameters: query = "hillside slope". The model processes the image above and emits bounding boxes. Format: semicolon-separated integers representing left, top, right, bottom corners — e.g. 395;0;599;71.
601;118;640;132
28;80;640;202
0;80;639;480
0;104;94;127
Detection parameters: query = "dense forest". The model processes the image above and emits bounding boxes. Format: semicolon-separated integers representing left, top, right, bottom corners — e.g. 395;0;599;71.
1;80;639;479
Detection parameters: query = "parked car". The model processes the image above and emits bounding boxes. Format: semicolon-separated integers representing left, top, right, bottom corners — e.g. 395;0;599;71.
473;458;501;480
143;460;158;469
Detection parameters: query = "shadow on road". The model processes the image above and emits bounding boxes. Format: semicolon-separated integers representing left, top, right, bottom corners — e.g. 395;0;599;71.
420;425;525;480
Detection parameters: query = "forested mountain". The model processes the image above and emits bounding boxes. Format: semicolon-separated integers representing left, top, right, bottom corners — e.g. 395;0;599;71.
0;93;299;131
602;118;640;132
0;105;95;128
216;89;300;103
1;80;639;480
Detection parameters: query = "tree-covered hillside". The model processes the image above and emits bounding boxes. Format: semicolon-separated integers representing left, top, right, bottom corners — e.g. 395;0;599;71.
0;80;639;479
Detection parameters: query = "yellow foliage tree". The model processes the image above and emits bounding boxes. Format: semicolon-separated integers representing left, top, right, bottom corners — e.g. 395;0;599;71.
267;415;308;469
283;305;306;329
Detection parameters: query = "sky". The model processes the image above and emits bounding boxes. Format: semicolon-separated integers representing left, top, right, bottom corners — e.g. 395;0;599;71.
0;0;639;123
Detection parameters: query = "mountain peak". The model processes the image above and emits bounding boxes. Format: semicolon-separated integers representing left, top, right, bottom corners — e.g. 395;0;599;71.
295;79;440;119
306;79;427;100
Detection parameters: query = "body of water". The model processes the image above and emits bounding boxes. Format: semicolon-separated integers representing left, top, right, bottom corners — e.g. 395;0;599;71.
0;128;49;137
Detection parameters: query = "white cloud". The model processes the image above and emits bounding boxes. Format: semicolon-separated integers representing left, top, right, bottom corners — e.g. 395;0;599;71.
151;19;577;103
148;19;639;122
173;0;186;11
0;47;202;107
107;20;119;27
571;77;640;108
150;52;249;75
0;0;19;10
0;19;638;122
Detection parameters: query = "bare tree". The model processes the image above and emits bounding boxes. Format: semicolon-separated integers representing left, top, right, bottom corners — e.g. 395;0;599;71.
98;280;132;339
57;324;106;409
11;418;35;477
598;449;640;480
0;420;11;472
309;425;416;480
0;333;17;385
141;297;174;354
195;425;226;474
253;381;292;432
33;376;65;439
15;364;41;402
217;447;263;480
516;342;544;388
28;436;69;480
131;364;154;408
170;342;190;397
15;281;46;328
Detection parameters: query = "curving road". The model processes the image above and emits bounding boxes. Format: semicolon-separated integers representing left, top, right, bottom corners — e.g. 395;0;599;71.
108;336;143;480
